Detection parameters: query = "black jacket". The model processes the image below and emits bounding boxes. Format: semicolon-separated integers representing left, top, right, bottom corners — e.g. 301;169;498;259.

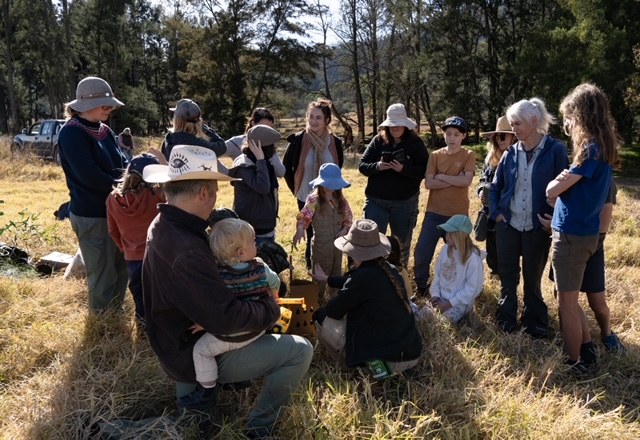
358;133;428;201
282;131;344;196
161;131;226;160
317;261;422;367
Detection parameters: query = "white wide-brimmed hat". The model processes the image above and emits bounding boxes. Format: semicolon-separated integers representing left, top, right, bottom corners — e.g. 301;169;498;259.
480;116;515;138
334;219;391;261
143;145;237;183
67;77;124;112
378;103;417;130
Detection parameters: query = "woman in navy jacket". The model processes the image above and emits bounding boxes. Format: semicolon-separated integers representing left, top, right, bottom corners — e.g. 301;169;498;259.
489;97;569;338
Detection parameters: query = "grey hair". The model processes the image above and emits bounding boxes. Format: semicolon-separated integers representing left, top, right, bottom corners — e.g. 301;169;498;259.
163;179;216;199
506;97;556;134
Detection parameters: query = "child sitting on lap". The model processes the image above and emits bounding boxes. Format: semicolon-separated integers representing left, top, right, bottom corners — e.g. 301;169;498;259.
179;218;280;407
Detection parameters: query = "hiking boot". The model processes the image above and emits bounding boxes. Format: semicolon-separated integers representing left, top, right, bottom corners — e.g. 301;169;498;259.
580;341;597;367
602;331;625;353
496;320;518;334
178;384;218;412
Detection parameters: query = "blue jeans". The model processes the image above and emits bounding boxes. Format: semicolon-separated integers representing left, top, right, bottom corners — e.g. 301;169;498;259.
363;194;419;265
255;235;275;247
70;213;128;312
126;260;144;321
495;222;551;335
413;212;449;290
176;334;313;437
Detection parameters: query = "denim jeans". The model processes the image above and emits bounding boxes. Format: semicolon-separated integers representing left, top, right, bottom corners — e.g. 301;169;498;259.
495;222;551;335
413;212;449;290
176;333;313;437
70;213;128;312
126;260;144;321
363;194;419;265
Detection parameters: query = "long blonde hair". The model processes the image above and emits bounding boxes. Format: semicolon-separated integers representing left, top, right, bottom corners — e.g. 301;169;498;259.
446;231;481;264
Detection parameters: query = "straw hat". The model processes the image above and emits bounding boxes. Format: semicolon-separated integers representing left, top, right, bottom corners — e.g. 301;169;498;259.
143;145;237;183
334;219;391;261
480;116;515;138
378;103;417;130
67;77;124;112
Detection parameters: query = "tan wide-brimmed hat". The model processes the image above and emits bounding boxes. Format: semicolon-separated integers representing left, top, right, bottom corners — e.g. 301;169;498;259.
143;145;237;183
67;77;124;112
481;116;515;138
378;103;417;130
334;219;391;261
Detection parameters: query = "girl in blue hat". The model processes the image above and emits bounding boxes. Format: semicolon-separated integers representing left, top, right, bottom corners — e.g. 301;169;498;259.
293;163;352;301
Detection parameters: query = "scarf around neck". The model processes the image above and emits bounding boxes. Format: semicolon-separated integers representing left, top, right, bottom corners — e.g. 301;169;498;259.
305;127;331;178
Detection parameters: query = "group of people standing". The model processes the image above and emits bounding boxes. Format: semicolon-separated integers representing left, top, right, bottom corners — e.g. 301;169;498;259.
56;74;623;437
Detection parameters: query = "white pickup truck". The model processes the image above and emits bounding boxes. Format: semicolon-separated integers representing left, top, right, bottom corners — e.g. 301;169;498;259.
12;119;66;163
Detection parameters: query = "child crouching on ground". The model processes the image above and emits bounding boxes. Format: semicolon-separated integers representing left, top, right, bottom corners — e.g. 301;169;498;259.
423;214;485;323
179;218;280;408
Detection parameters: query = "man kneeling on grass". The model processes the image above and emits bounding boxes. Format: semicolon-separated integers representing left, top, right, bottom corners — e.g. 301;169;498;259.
142;145;313;438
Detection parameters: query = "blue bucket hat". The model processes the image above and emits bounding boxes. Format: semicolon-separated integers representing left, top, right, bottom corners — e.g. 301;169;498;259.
310;163;350;191
437;214;473;235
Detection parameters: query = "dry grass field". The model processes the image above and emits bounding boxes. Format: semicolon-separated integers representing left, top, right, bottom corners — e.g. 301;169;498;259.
0;132;639;439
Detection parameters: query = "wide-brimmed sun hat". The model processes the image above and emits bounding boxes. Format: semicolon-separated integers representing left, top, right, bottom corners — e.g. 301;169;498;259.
67;77;124;112
480;116;515;138
170;99;201;123
437;214;473;235
247;124;281;147
334;219;391;261
378;103;417;130
310;163;350;190
143;145;237;183
441;116;468;133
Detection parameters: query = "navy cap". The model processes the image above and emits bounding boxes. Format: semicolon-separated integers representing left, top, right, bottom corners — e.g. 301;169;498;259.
128;153;159;177
442;116;468;133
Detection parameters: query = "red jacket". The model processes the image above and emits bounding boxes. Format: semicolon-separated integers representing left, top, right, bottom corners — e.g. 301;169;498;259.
106;187;165;261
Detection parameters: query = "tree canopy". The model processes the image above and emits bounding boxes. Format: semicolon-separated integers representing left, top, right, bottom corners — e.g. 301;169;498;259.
1;0;638;144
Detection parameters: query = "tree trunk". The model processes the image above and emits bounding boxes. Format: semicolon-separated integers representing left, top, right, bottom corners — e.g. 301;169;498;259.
1;0;20;133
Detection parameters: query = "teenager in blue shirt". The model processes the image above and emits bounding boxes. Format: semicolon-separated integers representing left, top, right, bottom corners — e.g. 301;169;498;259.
546;83;620;373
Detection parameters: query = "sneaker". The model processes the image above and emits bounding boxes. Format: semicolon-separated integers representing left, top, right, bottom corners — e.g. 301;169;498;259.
565;359;590;376
178;384;218;411
602;331;625;353
580;341;598;367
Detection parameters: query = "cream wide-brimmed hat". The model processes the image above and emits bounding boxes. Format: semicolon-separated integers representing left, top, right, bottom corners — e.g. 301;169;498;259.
334;219;391;261
480;116;515;138
378;103;417;130
67;76;124;112
143;145;237;183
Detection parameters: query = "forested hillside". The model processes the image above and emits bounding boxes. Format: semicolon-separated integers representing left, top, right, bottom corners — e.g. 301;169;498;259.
1;0;639;147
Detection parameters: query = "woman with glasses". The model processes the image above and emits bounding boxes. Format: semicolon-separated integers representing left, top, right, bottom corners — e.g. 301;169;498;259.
478;117;515;275
488;98;569;338
58;76;130;313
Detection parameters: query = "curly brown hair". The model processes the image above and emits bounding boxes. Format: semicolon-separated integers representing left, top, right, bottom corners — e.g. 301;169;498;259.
560;83;620;168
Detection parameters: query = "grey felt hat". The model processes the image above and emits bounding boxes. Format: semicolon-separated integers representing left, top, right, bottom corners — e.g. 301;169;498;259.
247;124;281;147
170;99;201;123
334;219;391;261
67;77;124;112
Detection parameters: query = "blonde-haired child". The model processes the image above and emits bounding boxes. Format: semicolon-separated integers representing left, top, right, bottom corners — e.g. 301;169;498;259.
180;218;279;408
426;215;485;323
293;163;352;301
